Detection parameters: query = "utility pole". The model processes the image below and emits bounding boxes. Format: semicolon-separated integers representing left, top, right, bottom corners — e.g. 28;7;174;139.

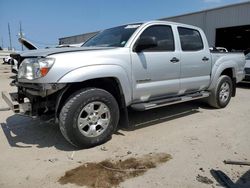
8;23;12;50
19;21;24;51
0;36;3;49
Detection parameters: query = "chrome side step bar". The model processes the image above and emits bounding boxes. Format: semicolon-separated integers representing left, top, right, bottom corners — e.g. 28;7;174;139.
131;91;210;111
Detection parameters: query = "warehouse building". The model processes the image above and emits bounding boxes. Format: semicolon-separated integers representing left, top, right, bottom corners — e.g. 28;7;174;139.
162;1;250;51
59;31;98;45
59;1;250;51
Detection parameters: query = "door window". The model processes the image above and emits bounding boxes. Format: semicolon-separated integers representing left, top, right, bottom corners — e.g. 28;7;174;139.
178;27;204;51
137;25;175;51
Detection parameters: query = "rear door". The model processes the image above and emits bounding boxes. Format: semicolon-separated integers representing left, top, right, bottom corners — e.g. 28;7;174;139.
131;24;181;102
178;27;212;94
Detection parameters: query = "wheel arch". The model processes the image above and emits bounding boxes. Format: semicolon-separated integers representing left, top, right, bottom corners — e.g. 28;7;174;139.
209;61;237;97
55;77;127;119
57;64;132;104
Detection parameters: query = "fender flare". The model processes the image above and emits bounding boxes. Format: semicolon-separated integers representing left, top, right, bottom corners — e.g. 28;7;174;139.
57;64;132;105
208;60;236;91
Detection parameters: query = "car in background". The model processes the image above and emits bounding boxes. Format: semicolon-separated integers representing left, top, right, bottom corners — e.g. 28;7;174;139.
11;38;83;73
216;47;228;52
3;55;12;64
9;38;38;73
243;53;250;81
209;47;228;52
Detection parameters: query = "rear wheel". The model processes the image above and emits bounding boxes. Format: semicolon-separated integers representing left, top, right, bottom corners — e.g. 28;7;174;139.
59;88;119;148
207;75;232;108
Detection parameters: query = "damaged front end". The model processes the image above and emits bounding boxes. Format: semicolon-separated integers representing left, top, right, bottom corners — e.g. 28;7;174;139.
2;81;67;120
2;53;67;121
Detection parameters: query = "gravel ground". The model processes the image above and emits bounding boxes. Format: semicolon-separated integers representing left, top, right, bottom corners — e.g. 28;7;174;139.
0;61;249;188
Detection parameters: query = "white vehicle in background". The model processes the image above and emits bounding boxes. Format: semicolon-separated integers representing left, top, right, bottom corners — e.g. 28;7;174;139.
9;38;38;73
209;47;228;52
3;55;12;64
11;38;83;73
243;52;250;81
216;47;228;52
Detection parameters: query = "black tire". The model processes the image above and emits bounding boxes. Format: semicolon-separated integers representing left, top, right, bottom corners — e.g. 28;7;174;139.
59;88;119;148
207;75;233;108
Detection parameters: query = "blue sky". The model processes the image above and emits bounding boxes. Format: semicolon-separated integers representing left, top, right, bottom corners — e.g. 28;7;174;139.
0;0;246;50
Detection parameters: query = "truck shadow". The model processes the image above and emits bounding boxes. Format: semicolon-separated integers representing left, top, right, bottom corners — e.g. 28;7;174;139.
237;82;250;89
1;100;209;150
210;169;250;188
0;115;75;151
124;100;204;130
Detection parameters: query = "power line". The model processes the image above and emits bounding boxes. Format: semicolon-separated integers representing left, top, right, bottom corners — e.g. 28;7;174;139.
1;37;3;48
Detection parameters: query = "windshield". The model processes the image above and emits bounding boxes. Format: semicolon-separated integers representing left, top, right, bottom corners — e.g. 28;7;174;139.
82;24;141;47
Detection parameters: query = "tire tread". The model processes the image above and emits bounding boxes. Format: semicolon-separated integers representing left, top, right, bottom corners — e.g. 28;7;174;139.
59;88;119;148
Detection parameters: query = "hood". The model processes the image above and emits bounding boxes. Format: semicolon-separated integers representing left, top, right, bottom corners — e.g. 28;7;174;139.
19;47;116;57
18;38;38;50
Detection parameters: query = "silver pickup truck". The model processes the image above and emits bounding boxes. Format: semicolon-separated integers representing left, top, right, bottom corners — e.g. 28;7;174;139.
2;21;246;148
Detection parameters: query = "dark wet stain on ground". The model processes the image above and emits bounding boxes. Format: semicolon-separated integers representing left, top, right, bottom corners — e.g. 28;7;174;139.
196;174;213;184
59;153;172;188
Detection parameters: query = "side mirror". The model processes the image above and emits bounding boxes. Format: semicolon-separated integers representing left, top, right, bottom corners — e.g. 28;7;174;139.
134;36;157;52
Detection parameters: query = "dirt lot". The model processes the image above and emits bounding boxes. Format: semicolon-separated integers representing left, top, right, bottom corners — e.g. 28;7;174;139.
0;61;250;188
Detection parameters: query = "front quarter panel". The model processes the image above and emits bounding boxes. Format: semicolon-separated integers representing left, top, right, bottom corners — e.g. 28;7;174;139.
17;48;133;105
57;64;132;105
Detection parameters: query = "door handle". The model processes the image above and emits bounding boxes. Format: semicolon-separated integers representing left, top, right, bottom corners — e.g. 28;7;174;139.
170;57;180;63
202;57;209;61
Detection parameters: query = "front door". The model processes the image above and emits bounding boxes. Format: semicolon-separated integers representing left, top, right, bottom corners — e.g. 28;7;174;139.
131;24;181;102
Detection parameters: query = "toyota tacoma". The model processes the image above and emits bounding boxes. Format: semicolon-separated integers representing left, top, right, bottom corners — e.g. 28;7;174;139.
2;21;246;148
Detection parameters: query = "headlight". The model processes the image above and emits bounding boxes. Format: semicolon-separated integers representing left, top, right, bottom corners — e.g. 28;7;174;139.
18;58;55;80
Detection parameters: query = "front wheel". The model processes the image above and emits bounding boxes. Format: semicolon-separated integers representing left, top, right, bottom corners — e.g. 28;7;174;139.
207;75;233;108
59;88;119;148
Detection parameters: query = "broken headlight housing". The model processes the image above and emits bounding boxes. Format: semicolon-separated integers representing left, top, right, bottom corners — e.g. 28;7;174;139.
18;58;55;80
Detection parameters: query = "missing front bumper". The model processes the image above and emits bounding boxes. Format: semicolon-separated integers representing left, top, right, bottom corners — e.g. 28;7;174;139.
1;91;31;114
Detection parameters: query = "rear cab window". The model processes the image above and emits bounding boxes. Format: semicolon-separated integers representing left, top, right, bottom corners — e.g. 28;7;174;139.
178;27;204;51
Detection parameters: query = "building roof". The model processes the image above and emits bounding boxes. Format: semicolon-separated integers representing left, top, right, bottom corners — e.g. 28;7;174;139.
160;1;250;20
59;31;98;41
